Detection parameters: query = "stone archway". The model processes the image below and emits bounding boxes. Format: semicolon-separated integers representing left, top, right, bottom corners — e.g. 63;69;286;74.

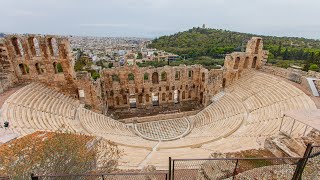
152;72;159;84
252;57;257;68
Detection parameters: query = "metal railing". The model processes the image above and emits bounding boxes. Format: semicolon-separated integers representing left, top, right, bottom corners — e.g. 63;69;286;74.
302;145;320;179
31;172;168;180
279;115;314;137
23;144;320;180
169;157;303;180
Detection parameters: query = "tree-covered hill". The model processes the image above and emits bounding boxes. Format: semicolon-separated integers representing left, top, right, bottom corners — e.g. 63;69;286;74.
149;27;320;63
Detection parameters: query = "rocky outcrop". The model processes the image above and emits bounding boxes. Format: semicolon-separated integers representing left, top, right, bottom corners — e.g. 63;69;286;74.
264;133;307;158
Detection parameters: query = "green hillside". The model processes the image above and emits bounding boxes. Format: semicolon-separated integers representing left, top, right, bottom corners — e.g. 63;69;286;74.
149;27;320;71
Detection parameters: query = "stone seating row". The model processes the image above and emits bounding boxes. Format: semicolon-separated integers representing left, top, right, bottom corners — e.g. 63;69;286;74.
5;83;78;119
2;103;77;136
191;94;245;127
77;108;157;148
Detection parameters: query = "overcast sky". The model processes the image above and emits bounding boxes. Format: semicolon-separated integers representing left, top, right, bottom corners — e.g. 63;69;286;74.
0;0;319;39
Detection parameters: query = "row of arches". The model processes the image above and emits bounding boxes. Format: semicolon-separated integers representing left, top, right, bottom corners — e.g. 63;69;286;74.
113;90;196;107
233;56;257;69
18;62;63;75
111;70;196;84
11;37;60;58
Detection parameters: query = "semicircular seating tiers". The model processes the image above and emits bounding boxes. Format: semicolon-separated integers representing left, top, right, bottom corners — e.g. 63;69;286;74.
77;108;157;148
0;70;317;169
1;83;81;136
200;71;317;152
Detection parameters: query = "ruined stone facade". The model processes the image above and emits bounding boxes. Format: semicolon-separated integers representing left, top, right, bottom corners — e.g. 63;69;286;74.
223;37;268;87
101;65;223;110
0;34;102;111
0;35;267;116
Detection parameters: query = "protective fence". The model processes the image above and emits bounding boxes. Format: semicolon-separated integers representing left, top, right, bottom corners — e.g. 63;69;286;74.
26;144;320;180
169;157;302;180
302;145;320;179
31;172;168;180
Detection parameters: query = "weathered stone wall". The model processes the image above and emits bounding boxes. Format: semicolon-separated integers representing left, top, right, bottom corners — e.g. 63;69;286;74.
76;71;103;112
0;35;266;116
0;34;102;112
0;38;18;93
259;65;320;82
222;37;268;87
260;65;320;94
101;64;223;110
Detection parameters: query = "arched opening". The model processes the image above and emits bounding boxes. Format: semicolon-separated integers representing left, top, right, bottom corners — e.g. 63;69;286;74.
53;62;63;73
161;71;167;81
188;90;192;99
169;92;173;100
112;74;120;82
202;72;205;82
175;71;180;80
146;94;150;102
174;90;180;104
144;73;149;81
252;57;257;68
129;96;137;108
255;39;261;54
244;57;249;68
188;70;193;79
35;63;42;74
60;44;68;59
152;93;159;106
200;92;204;104
11;37;23;56
138;94;143;103
233;57;240;69
48;38;59;56
122;94;127;104
128;73;135;81
152;72;159;84
19;64;27;75
28;37;41;56
182;91;185;100
222;78;226;88
162;93;166;101
115;97;120;105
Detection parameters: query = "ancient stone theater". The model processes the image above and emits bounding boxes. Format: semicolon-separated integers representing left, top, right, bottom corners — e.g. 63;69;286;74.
1;34;319;170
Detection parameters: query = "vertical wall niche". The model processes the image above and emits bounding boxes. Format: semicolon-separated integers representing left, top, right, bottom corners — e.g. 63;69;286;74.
244;57;249;68
199;92;204;104
53;62;63;73
174;90;180;103
152;93;159;106
11;37;24;56
35;63;43;74
28;37;41;56
152;72;159;84
255;39;261;54
233;57;240;69
188;70;193;79
48;38;59;56
252;57;257;68
202;72;205;82
19;63;28;75
162;93;166;101
129;96;137;108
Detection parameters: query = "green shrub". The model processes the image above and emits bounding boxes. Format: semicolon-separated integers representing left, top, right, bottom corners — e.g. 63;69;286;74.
309;64;319;71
